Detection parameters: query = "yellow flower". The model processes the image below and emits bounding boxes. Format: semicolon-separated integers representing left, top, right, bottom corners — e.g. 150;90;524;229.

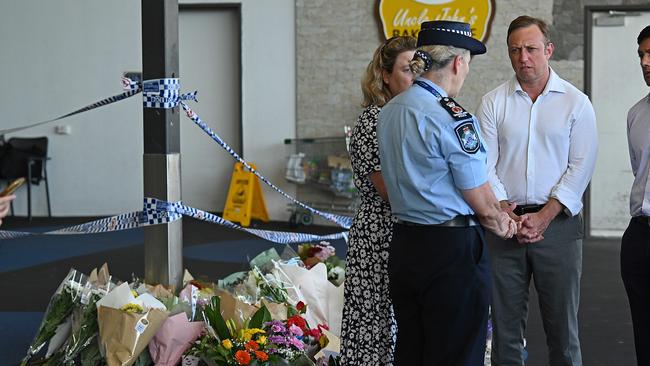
222;339;233;350
257;335;267;345
120;303;144;313
242;328;265;341
319;334;329;348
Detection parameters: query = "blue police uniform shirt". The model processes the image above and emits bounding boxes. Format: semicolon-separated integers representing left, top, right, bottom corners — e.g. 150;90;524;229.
377;77;488;224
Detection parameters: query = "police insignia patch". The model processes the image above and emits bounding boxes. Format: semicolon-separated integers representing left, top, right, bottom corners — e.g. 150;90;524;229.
454;121;480;154
440;97;470;121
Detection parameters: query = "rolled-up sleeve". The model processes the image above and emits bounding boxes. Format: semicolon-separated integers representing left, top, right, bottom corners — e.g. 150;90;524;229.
550;97;598;215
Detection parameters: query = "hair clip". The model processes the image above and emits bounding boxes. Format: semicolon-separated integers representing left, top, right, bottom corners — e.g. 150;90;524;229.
415;50;433;72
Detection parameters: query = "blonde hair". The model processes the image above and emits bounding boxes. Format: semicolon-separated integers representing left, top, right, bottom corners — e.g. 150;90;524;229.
410;45;469;76
361;36;417;107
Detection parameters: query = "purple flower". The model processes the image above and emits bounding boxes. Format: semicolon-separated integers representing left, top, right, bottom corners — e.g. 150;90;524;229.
265;320;286;333
269;335;288;346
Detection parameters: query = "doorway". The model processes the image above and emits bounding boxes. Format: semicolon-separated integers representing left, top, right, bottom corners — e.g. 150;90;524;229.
585;6;650;237
179;5;242;212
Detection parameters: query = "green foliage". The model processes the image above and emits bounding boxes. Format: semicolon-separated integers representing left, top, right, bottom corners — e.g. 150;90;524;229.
21;286;76;365
249;305;272;329
203;296;231;341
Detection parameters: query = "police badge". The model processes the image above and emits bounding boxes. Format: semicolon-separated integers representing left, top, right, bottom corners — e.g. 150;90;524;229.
454;121;480;154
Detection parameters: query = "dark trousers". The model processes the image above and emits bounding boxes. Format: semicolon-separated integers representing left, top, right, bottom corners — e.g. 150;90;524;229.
621;217;650;366
388;223;490;366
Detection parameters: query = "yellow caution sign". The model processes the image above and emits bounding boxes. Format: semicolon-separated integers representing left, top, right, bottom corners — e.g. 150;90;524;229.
223;162;269;227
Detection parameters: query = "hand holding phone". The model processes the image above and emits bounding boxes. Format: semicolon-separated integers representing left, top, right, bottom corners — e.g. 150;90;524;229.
1;177;26;197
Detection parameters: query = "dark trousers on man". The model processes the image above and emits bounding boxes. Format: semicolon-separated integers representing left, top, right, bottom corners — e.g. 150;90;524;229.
389;223;490;366
621;216;650;366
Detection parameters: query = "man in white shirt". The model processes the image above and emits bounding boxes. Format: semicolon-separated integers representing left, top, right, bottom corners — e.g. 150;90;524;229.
476;16;598;366
622;25;650;366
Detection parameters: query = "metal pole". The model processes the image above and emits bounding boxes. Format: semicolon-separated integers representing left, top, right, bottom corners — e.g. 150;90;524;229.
141;0;182;290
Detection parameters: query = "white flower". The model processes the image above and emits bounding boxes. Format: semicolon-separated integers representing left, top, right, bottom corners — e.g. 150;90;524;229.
328;266;346;286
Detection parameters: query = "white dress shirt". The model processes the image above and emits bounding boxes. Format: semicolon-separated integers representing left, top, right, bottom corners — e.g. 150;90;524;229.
476;68;598;216
627;92;650;217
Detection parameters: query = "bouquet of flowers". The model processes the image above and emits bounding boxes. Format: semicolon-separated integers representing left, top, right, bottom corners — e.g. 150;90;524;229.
148;312;204;366
59;264;116;365
193;296;314;366
96;282;169;366
297;242;345;287
20;269;88;365
217;249;300;312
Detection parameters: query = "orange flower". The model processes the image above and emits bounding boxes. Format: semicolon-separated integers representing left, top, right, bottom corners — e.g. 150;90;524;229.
255;351;269;361
234;350;251;365
244;340;259;351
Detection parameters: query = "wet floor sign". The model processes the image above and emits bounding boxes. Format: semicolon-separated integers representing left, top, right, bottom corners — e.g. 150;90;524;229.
223;162;269;227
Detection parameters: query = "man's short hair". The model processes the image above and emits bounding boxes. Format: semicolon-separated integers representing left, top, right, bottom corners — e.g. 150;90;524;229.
638;25;650;45
507;15;551;44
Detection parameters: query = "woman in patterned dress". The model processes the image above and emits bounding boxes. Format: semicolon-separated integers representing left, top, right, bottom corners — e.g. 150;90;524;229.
339;36;416;365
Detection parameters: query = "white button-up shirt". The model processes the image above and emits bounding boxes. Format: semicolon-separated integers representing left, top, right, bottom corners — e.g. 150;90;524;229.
627;92;650;217
476;69;598;216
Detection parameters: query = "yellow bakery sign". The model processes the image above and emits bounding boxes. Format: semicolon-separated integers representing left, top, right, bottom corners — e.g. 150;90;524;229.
378;0;495;42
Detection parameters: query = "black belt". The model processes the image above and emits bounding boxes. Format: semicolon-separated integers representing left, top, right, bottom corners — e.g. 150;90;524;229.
633;216;650;226
513;204;544;216
395;215;479;227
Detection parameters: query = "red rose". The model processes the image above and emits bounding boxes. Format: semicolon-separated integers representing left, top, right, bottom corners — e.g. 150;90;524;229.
287;315;308;331
296;301;306;312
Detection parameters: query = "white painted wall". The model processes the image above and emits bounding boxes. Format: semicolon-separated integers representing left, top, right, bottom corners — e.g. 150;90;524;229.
0;0;296;220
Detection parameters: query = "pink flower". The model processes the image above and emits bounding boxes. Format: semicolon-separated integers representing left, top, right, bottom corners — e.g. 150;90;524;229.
289;324;303;336
314;244;335;261
288;336;305;350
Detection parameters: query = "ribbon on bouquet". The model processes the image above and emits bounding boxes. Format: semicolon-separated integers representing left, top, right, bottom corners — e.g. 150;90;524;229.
0;198;348;244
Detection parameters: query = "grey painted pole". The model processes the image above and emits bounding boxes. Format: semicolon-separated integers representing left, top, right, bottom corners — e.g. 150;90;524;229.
141;0;182;290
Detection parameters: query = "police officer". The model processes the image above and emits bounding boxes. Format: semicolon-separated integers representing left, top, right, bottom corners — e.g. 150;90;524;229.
378;20;518;365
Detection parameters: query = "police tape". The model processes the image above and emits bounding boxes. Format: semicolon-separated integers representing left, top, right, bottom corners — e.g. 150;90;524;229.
0;198;348;244
0;79;143;135
141;77;353;229
180;102;354;229
1;77;353;243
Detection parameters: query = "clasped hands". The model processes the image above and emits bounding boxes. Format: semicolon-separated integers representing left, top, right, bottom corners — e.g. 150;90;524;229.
501;201;552;244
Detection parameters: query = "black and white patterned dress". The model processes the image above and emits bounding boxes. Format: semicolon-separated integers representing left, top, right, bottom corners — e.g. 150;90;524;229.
340;105;396;365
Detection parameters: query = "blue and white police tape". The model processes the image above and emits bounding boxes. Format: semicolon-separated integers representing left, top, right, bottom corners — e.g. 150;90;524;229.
141;78;198;109
180;102;354;229
138;77;352;229
0;78;143;135
1;74;351;231
0;198;348;244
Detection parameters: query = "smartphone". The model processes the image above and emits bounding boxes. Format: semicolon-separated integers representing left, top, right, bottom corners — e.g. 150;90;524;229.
0;177;26;197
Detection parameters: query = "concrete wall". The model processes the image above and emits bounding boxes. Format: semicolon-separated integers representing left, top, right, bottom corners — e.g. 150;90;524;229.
297;0;571;135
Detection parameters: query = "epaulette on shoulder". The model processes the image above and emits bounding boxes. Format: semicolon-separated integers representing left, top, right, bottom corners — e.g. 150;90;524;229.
440;97;471;121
